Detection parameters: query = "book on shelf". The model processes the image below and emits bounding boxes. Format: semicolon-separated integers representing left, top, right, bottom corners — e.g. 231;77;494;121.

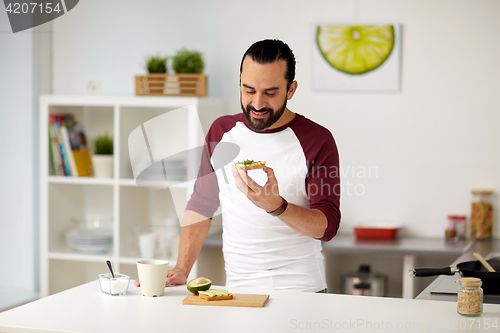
61;125;78;176
53;115;71;176
48;113;93;177
48;114;64;176
68;120;93;177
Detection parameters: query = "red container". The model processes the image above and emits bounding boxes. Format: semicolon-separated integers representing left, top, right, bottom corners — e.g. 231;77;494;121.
354;226;400;239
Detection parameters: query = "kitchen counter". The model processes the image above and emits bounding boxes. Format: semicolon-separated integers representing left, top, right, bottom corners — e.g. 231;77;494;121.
416;238;500;304
321;235;471;255
205;233;472;298
205;232;471;255
1;281;499;333
323;235;473;299
204;233;473;256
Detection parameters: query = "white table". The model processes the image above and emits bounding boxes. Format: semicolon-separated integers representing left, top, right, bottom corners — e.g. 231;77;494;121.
1;281;499;332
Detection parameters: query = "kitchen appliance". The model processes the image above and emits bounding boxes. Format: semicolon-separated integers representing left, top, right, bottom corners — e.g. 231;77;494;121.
342;264;387;296
411;258;500;295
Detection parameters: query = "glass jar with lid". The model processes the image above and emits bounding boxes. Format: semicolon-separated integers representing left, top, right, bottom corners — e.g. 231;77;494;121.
445;215;467;241
457;277;483;316
470;190;494;239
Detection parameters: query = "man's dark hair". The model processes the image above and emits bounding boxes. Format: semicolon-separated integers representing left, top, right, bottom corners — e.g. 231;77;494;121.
240;39;296;90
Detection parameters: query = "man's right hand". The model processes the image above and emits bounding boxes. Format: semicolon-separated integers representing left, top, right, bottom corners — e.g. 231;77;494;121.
133;267;188;287
165;267;188;286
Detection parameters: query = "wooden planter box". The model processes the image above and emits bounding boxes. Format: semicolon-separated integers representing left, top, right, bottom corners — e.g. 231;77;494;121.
135;74;207;97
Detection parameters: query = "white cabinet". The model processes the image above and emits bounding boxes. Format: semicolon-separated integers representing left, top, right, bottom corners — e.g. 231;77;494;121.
39;95;224;297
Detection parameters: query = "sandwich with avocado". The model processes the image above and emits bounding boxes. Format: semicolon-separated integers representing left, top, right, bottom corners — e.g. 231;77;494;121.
232;160;266;171
198;289;233;301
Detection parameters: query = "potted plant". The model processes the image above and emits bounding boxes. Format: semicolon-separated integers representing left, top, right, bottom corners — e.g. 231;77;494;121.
92;133;114;178
135;49;207;97
171;48;205;74
145;55;168;74
135;55;169;96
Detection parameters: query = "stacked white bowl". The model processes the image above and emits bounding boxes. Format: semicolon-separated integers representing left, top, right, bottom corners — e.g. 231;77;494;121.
66;218;113;254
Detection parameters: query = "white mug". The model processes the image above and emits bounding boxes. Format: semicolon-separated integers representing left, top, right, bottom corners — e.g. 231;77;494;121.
136;260;168;297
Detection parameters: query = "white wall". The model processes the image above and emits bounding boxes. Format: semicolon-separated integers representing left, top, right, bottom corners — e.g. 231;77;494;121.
51;0;500;238
0;11;34;292
0;12;51;291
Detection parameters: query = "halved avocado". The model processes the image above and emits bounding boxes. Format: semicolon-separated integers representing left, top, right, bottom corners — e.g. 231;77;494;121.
187;277;212;294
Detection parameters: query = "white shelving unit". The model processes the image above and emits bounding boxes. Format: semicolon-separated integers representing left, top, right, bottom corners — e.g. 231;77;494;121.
39;95;224;297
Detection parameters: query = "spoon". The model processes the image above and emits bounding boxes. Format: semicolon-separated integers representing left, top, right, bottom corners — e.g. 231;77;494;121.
106;260;116;278
472;252;496;272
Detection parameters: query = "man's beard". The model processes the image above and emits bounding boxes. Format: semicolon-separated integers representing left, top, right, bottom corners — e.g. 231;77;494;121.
241;96;287;131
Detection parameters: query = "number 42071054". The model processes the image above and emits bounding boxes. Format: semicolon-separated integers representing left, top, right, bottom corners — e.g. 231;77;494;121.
5;2;62;14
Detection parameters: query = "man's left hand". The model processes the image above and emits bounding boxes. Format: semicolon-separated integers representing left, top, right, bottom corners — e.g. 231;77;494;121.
231;166;283;213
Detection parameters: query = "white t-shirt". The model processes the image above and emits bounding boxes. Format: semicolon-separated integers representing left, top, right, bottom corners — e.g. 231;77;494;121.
186;113;340;292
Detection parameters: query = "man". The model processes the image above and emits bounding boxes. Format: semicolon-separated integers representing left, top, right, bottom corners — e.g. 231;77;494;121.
136;39;340;292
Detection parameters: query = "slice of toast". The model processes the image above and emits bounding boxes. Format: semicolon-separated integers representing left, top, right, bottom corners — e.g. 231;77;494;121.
199;293;233;301
232;160;266;171
198;289;233;301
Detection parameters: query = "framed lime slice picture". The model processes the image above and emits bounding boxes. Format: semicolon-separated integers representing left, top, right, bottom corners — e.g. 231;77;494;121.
312;24;401;92
317;25;395;75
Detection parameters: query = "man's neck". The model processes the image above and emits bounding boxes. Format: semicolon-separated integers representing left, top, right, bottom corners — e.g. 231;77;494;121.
268;108;295;130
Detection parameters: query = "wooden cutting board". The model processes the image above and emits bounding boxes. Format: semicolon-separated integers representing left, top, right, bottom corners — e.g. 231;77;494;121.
182;293;269;307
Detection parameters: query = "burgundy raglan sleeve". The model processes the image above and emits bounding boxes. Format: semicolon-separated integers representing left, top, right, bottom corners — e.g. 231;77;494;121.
184;123;222;219
294;118;341;242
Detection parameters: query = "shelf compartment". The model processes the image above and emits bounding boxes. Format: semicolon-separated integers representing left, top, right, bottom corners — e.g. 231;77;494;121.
119;186;182;259
48;183;114;253
47;105;114;177
119;105;204;181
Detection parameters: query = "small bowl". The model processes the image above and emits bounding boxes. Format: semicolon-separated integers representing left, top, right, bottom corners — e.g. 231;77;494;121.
98;273;130;296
